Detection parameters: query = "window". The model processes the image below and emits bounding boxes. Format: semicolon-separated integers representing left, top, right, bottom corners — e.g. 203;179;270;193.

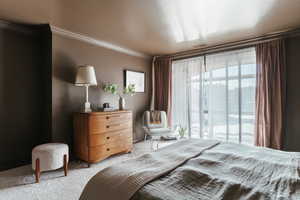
172;48;256;145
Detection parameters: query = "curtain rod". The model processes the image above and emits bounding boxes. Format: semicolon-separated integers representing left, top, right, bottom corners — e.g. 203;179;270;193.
157;27;300;60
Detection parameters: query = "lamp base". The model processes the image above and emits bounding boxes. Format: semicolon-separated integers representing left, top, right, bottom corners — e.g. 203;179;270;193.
82;102;92;113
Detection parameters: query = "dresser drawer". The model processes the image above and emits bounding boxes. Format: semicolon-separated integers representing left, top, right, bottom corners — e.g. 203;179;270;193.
89;113;131;125
106;113;132;124
89;138;132;161
89;129;132;147
89;120;132;134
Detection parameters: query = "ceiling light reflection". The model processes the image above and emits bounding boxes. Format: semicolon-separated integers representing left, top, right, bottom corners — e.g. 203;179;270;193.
157;0;276;43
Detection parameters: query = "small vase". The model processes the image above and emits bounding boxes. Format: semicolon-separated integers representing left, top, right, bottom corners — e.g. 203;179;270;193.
119;97;125;110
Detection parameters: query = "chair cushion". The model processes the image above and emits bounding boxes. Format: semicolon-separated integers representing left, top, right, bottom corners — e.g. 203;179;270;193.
147;124;164;129
32;143;69;172
148;128;174;135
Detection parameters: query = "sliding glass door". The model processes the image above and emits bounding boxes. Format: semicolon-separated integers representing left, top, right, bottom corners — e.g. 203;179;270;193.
172;48;256;145
172;57;204;138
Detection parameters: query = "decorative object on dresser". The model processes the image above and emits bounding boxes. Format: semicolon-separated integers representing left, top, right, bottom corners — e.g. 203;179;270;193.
32;143;69;183
102;102;116;112
73;110;133;166
75;65;97;112
103;103;110;108
102;83;135;110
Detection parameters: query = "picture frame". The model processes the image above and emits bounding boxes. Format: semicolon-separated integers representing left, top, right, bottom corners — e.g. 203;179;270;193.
124;70;145;93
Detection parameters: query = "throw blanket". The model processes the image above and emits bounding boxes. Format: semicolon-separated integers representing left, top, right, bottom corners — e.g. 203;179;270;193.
79;139;219;200
132;142;300;200
150;110;161;124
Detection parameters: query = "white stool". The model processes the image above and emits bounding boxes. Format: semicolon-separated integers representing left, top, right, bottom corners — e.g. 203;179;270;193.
32;143;69;183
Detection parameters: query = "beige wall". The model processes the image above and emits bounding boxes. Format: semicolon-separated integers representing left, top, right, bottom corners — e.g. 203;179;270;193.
52;35;151;147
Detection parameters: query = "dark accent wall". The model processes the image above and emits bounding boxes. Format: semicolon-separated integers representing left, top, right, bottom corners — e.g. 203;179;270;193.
284;35;300;152
52;35;151;153
0;21;52;170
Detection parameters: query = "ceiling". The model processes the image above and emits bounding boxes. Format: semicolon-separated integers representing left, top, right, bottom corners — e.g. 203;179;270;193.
1;0;300;56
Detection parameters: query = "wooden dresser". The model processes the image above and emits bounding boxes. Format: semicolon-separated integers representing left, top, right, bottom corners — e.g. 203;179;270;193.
73;110;133;165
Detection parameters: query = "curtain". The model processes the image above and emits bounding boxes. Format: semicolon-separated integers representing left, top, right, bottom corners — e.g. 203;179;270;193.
172;48;256;144
153;57;172;125
172;57;204;137
255;39;286;149
150;58;155;110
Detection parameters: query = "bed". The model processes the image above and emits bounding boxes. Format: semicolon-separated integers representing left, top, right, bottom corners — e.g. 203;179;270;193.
80;139;300;200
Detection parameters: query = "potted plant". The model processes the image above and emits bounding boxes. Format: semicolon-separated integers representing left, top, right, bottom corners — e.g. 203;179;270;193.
178;125;187;139
103;83;135;110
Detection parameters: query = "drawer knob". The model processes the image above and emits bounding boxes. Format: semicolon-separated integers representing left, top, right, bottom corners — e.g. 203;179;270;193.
106;116;110;120
106;137;110;140
106;125;110;128
106;148;110;151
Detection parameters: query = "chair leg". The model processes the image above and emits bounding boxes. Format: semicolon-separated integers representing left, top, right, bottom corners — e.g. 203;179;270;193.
63;154;68;176
144;133;147;142
35;158;40;183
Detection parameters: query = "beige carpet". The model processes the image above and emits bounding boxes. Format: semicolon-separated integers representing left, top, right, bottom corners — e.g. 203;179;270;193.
0;140;175;200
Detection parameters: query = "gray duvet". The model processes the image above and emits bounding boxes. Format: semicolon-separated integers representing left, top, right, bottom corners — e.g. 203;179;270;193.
80;139;219;200
132;142;300;200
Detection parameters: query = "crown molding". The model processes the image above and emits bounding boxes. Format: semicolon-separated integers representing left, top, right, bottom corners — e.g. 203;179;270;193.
50;25;149;58
169;27;300;60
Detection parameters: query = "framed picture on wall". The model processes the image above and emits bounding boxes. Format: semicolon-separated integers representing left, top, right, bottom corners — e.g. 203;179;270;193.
124;70;145;93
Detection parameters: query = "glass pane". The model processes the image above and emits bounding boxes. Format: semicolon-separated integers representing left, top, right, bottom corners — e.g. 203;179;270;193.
241;77;256;145
212;68;226;78
228;79;239;143
189;68;201;138
241;64;256;76
210;79;226;141
228;65;238;77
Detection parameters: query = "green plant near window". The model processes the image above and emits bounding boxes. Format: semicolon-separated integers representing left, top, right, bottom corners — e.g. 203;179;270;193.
178;125;187;139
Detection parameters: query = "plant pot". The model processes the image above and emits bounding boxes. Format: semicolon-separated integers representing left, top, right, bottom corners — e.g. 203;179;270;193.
119;97;125;110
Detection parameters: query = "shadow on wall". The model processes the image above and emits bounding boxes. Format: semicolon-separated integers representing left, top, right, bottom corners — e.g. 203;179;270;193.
52;51;79;150
53;52;77;84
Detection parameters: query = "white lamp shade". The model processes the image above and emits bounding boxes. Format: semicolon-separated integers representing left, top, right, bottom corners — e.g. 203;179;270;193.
75;65;97;86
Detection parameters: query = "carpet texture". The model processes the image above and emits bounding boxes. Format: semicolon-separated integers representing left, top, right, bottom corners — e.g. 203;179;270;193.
0;141;174;200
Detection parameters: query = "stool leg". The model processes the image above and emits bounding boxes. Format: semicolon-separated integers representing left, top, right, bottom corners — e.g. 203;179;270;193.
35;158;40;183
63;154;68;176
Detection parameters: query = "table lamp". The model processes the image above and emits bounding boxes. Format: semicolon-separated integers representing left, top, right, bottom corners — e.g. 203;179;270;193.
75;65;97;112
